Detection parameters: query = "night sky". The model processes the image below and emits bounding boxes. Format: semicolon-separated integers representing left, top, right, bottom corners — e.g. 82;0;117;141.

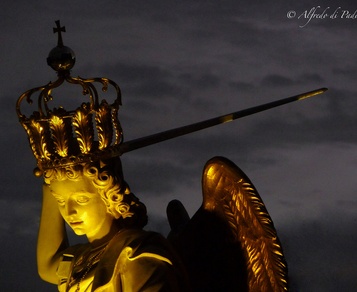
1;1;356;291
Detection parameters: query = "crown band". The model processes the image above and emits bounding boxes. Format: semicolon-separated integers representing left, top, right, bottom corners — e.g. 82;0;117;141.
17;74;124;177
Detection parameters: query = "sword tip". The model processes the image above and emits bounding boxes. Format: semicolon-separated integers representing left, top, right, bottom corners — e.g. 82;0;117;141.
298;87;328;100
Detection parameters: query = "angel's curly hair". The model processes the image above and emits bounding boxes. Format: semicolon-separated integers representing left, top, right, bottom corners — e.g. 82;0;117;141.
43;157;148;229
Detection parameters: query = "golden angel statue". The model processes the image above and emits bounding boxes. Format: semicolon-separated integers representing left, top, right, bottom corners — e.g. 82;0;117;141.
38;157;190;291
16;21;326;292
36;155;288;292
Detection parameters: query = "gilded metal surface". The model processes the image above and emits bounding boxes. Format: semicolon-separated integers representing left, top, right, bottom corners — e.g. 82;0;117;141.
96;100;114;150
16;21;332;291
118;88;327;155
16;74;123;174
16;22;123;175
201;157;288;291
16;20;327;175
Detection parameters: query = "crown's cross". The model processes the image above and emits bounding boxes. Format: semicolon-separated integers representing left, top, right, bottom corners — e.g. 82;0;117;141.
53;20;65;47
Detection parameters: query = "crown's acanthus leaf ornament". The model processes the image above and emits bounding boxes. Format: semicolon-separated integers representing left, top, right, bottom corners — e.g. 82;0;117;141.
73;103;94;154
96;100;114;150
49;111;71;157
112;104;124;146
23;117;52;161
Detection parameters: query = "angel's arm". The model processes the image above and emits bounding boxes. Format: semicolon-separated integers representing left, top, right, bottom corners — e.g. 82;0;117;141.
37;184;69;284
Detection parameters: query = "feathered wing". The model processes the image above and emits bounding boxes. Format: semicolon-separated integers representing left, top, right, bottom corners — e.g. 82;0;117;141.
202;156;288;291
167;156;288;292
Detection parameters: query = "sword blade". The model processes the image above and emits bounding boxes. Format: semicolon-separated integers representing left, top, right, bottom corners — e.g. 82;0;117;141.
119;87;327;154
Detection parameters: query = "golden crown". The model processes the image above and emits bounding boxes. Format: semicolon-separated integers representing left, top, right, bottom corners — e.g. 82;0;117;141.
16;21;124;176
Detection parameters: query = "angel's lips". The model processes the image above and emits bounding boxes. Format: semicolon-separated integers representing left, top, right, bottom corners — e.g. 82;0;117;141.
69;221;83;227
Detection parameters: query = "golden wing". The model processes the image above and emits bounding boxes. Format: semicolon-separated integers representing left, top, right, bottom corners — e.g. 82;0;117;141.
202;156;288;291
167;156;288;292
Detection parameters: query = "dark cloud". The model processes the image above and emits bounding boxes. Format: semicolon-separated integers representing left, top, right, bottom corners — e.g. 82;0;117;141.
1;0;356;291
280;212;357;291
228;80;255;91
332;67;357;80
261;74;295;86
178;72;221;90
99;62;178;98
297;73;324;83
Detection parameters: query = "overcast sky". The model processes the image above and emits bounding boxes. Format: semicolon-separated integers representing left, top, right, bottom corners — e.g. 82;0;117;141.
1;1;356;291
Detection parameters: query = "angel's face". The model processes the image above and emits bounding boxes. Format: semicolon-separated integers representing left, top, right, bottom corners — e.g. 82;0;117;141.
50;176;115;242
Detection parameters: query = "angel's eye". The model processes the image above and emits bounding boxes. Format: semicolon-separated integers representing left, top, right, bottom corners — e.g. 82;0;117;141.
51;191;66;207
76;196;90;204
57;199;65;206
